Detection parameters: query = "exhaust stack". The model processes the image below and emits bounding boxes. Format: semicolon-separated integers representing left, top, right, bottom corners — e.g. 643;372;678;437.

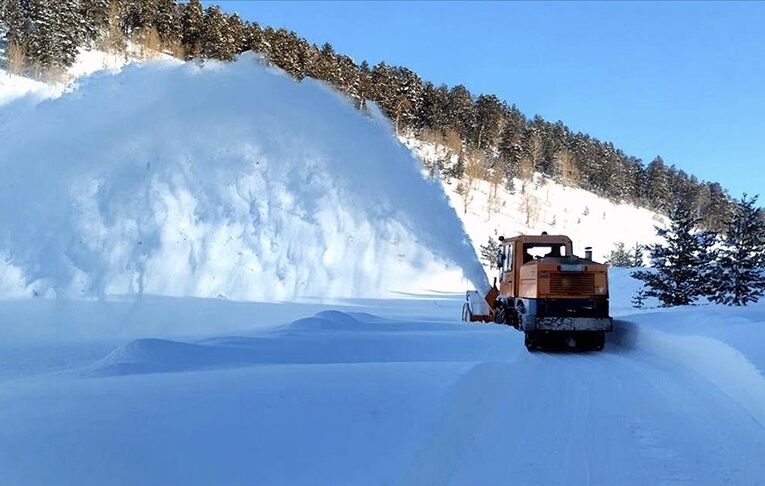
585;247;593;260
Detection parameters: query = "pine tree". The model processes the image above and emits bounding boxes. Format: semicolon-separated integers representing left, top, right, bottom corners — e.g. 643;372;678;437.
472;94;503;149
202;5;235;60
646;156;673;213
631;243;644;267
1;0;26;69
631;289;647;309
632;203;717;307
605;242;632;267
153;0;180;49
240;21;262;54
79;0;110;45
446;85;475;140
22;0;84;71
180;0;204;58
121;0;153;37
479;236;501;267
709;194;765;305
419;82;449;131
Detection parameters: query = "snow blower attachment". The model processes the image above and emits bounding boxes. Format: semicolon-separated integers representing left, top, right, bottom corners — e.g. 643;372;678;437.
462;233;613;351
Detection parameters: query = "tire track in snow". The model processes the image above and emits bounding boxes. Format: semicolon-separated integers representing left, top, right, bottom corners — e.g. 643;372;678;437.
397;360;517;486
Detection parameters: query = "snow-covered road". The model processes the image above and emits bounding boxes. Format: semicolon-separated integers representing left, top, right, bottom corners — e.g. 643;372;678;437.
1;294;763;485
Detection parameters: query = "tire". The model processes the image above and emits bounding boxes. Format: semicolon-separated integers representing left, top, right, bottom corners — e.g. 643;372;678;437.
524;332;538;351
578;332;605;351
494;304;506;324
594;332;606;351
514;300;526;331
461;303;471;322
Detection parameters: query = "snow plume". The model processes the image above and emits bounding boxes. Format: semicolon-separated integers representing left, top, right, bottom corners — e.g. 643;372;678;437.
0;55;487;300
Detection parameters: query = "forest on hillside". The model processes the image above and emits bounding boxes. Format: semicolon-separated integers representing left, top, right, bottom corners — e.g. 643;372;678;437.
0;0;738;229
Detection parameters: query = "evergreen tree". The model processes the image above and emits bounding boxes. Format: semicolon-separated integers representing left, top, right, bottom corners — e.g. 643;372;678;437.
336;54;361;104
202;4;236;60
22;0;84;71
709;194;765;306
419;82;449;131
631;243;644;267
120;0;153;36
180;0;204;58
446;85;475;140
240;21;262;53
472;94;503;149
605;242;632;267
631;289;647;309
479;237;501;267
356;60;372;109
632;203;717;307
646;156;673;213
0;0;25;47
79;0;110;45
153;0;180;48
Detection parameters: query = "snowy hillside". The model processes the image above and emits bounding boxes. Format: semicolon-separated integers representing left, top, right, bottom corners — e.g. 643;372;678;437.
404;137;667;263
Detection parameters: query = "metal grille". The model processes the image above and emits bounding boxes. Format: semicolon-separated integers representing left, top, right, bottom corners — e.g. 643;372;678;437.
550;273;595;295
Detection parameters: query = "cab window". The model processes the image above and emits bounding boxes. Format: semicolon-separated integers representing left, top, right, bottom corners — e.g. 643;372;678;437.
523;244;567;263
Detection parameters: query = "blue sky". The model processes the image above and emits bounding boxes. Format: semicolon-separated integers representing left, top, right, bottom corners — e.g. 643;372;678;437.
211;1;764;198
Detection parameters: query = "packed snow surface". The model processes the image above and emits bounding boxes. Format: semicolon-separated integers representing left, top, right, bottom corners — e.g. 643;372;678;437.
0;55;485;300
1;271;764;485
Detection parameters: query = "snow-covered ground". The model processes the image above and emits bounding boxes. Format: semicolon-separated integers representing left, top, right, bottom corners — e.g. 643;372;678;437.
1;272;764;485
1;53;763;485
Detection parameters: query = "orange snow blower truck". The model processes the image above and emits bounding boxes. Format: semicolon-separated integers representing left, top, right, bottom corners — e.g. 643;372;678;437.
462;233;613;351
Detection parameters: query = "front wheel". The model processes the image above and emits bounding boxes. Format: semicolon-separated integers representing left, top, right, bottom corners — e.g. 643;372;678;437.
461;303;472;322
493;304;506;325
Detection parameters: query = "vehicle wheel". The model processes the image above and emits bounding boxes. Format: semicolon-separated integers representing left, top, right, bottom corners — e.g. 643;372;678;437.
507;307;519;329
524;332;538;351
514;300;526;331
461;303;471;322
594;332;606;351
579;332;605;351
494;304;506;324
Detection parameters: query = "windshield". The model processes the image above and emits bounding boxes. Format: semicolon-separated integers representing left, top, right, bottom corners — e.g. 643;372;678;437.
523;243;567;263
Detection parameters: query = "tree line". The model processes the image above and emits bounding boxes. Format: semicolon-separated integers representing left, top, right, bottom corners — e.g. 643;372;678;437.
0;0;743;230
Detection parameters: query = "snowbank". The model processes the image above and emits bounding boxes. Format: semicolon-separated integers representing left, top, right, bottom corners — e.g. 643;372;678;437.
0;55;485;300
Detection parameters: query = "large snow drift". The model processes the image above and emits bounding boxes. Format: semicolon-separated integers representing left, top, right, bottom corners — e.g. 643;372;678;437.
0;55;485;300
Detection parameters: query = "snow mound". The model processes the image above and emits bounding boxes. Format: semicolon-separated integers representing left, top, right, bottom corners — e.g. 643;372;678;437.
82;309;515;376
0;54;486;300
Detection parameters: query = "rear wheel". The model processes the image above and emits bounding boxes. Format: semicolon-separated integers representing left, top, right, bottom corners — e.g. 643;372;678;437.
524;332;539;351
578;332;605;351
592;332;606;351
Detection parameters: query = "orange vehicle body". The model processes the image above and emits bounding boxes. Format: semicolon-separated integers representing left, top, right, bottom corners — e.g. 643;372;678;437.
463;233;613;351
